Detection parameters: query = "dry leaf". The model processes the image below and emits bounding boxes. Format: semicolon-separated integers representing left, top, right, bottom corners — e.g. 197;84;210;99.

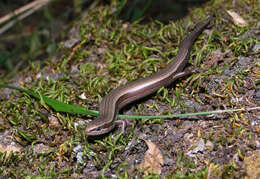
138;140;164;175
226;10;248;27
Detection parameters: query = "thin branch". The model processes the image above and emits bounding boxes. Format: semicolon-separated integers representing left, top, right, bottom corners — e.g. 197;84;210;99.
0;0;51;34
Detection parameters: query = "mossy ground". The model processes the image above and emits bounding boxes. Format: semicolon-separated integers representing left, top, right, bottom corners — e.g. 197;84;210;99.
0;0;259;178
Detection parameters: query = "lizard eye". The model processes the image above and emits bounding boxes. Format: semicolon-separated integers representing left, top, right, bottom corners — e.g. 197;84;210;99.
89;127;102;132
95;127;102;131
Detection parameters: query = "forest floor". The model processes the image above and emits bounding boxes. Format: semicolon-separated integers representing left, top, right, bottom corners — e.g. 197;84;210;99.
0;0;259;178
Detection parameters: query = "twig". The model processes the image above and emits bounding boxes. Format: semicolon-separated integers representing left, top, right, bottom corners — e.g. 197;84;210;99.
0;0;51;34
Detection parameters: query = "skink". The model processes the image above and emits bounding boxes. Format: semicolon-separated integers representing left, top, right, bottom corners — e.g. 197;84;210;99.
86;17;211;136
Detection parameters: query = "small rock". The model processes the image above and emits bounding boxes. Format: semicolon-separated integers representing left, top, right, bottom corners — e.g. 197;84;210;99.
0;131;22;156
187;138;205;157
63;38;80;49
70;65;79;74
205;140;214;150
48;115;60;128
252;43;260;53
33;143;51;154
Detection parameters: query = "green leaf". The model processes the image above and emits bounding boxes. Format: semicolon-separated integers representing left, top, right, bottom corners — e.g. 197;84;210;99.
0;83;98;116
